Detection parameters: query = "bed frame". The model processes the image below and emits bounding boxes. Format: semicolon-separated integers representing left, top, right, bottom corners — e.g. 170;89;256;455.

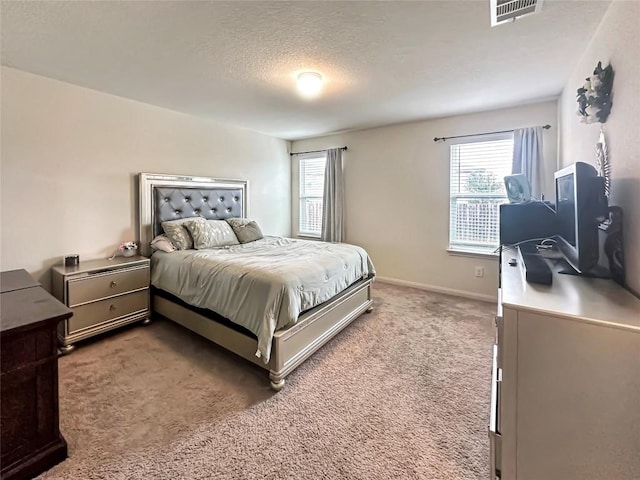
139;173;374;390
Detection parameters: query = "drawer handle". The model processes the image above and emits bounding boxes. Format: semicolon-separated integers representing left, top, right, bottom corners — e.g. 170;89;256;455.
110;281;117;288
109;305;116;311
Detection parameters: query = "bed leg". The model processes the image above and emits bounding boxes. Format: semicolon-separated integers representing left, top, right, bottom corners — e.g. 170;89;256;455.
366;306;374;313
269;373;285;392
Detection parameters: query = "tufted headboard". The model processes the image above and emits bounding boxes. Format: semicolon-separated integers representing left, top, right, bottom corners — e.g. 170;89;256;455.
138;173;248;256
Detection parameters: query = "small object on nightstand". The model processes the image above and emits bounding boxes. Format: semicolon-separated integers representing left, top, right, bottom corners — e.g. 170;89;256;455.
64;254;79;267
118;241;138;258
51;256;150;352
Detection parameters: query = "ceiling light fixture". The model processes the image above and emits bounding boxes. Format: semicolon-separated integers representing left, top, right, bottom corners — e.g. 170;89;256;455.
297;72;323;98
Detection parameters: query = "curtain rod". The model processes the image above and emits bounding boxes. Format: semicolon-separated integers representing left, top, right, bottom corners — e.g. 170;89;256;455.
433;125;551;142
290;146;348;156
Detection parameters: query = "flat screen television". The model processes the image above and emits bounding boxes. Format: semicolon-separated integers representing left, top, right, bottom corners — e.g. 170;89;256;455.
554;161;608;274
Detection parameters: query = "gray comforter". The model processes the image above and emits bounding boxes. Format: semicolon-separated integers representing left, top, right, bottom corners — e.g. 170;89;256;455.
150;236;375;362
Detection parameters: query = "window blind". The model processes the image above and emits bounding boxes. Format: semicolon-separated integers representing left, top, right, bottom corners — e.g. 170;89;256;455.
299;155;326;236
449;137;513;253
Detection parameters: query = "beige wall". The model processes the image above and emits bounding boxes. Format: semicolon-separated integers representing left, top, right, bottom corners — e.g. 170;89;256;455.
558;0;640;296
292;101;558;300
0;67;291;289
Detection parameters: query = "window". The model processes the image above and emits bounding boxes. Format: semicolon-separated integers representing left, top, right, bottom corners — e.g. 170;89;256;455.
299;154;326;236
449;136;513;254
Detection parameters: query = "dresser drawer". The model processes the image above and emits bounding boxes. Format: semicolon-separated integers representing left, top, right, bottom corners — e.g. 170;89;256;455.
67;266;149;306
1;329;54;373
68;290;149;333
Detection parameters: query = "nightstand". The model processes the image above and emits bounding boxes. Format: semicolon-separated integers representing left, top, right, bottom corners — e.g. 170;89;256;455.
51;256;150;353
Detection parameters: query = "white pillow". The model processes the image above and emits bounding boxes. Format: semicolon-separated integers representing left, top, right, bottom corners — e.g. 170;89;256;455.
151;234;177;253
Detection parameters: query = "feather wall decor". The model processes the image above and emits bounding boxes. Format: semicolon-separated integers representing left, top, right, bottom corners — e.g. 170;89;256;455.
595;128;611;197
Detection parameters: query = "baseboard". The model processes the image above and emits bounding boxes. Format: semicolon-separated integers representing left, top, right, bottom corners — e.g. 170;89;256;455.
375;276;496;303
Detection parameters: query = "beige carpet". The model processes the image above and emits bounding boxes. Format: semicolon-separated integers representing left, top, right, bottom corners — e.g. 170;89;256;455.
40;282;495;479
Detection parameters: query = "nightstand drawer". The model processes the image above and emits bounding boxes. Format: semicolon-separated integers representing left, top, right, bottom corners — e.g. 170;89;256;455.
67;266;149;306
68;290;149;333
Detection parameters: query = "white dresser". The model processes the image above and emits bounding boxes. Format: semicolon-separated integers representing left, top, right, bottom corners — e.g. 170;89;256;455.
490;247;640;480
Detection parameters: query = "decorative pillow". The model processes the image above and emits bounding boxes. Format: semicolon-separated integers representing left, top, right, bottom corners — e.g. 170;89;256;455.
150;234;177;253
161;218;195;250
184;217;239;249
226;218;264;244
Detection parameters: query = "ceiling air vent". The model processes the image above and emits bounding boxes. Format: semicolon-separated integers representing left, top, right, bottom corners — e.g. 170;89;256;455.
490;0;544;27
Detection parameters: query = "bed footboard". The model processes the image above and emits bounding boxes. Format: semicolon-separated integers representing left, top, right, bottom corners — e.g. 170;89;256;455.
268;277;373;390
153;276;374;391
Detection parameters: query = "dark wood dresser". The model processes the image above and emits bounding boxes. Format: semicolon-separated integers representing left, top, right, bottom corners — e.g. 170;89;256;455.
1;270;72;480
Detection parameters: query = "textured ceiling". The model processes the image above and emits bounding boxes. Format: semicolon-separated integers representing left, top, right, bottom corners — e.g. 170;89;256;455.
1;0;611;140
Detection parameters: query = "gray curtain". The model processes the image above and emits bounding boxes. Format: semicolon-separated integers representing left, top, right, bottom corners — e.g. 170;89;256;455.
512;127;544;199
321;148;344;242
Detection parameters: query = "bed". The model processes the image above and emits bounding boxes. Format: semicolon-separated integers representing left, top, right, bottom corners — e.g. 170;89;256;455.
138;173;375;390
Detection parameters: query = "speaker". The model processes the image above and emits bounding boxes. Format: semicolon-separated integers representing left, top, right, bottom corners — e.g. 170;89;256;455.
500;202;557;245
504;174;532;203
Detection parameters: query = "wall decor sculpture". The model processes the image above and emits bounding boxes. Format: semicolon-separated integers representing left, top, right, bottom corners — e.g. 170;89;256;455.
576;61;614;124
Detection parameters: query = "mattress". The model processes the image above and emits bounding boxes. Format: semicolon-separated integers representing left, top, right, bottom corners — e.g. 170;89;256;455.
150;236;375;362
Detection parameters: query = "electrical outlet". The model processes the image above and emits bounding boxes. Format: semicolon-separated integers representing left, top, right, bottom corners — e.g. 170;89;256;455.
475;266;484;278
